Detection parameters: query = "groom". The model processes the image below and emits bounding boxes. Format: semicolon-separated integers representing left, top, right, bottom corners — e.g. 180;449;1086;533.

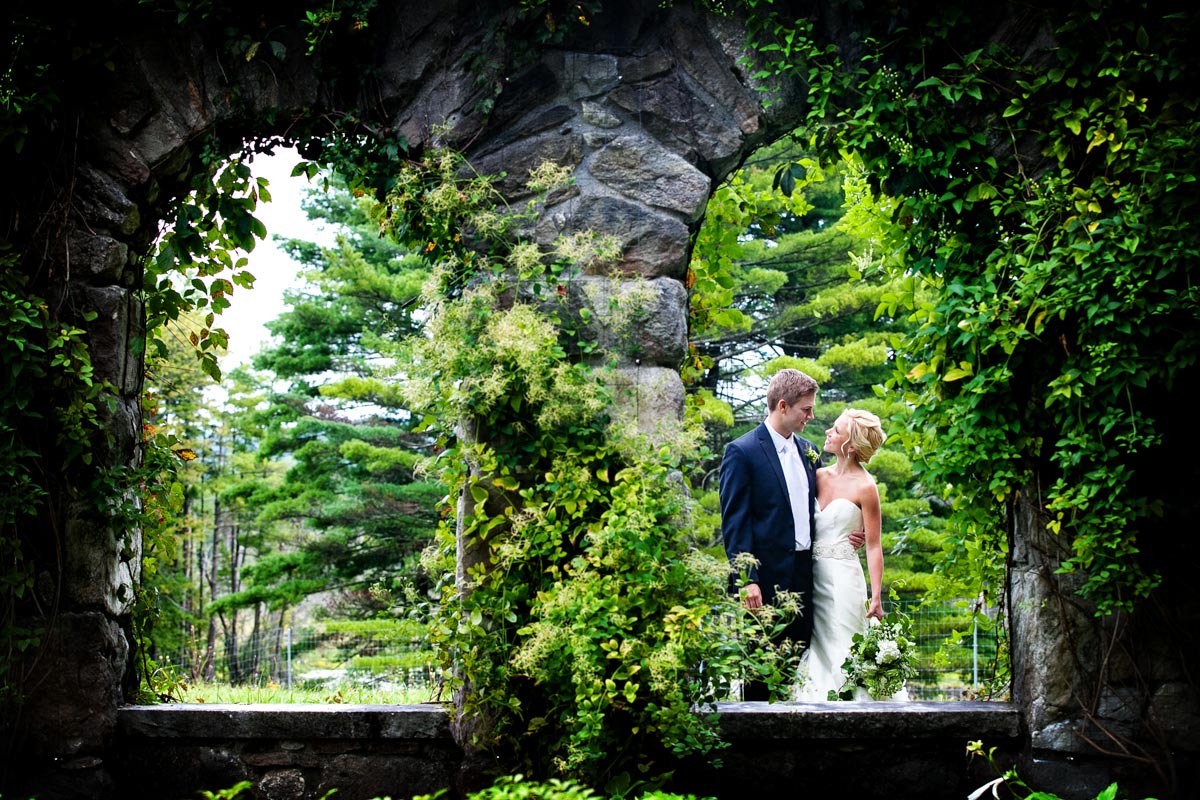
719;368;860;701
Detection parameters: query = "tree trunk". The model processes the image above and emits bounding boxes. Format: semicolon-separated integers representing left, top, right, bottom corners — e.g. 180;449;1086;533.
226;523;242;685
247;603;262;681
202;494;219;681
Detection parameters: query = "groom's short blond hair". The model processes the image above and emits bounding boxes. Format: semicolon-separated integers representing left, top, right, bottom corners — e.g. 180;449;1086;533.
766;369;819;412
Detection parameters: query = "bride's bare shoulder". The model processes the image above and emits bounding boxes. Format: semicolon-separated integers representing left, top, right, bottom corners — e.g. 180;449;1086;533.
857;472;881;504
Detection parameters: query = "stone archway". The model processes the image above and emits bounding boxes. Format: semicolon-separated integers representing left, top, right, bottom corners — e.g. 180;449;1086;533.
2;1;1196;798
4;4;803;792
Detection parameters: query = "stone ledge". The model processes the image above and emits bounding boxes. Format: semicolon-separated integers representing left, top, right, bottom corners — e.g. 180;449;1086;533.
119;700;1018;742
716;700;1022;739
110;702;1023;800
118;703;454;740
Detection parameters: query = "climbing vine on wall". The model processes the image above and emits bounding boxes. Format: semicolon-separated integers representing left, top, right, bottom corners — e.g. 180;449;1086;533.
731;0;1200;616
1;0;593;705
376;142;803;787
0;261;100;700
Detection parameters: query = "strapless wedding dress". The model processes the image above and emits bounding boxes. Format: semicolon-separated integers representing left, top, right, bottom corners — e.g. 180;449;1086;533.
796;498;905;701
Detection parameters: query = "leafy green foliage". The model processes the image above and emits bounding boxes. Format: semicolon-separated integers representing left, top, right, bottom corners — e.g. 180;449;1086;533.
136;166;441;695
146;145;274;382
300;0;378;54
966;740;1146;800
383;144;801;787
3;0;408;701
197;782;255;800
817;2;1198;616
220;176;441;619
1;28;281;695
0;256;111;699
683;153;819;357
131;392;200;700
698;0;1200;620
0;14;60;154
414;773;710;800
0;268;52;699
683;143;915;419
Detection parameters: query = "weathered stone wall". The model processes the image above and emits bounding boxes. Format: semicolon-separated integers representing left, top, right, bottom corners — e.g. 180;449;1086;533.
2;1;1198;799
1010;489;1200;794
103;703;1019;800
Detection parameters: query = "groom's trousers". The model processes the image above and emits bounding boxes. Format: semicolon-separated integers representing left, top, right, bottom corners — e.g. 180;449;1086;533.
742;548;814;702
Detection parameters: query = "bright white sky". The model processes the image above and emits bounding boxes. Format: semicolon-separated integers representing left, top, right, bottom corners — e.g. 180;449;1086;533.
217;148;336;370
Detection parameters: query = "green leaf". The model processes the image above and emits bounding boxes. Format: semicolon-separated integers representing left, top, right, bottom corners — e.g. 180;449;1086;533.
942;365;973;382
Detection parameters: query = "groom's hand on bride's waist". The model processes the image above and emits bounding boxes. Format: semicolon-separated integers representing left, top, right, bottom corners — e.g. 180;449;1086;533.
849;530;866;549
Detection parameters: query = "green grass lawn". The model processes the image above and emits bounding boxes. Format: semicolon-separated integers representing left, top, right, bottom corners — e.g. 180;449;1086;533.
176;680;442;705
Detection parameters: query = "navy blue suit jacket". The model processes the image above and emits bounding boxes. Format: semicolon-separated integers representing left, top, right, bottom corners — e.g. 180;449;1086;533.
719;421;819;605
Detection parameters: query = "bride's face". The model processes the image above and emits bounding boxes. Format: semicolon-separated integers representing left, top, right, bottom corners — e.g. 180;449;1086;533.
823;416;851;458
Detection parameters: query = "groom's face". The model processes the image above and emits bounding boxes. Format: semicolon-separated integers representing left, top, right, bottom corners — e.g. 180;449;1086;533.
779;391;817;436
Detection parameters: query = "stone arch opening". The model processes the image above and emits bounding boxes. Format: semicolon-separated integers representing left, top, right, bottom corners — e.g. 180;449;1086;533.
3;1;1197;798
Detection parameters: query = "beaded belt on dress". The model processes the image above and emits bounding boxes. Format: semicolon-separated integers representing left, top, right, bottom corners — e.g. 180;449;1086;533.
813;541;857;560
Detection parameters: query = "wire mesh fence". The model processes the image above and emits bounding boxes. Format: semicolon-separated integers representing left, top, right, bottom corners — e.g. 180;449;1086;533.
161;599;1002;702
162;619;435;696
890;597;1003;701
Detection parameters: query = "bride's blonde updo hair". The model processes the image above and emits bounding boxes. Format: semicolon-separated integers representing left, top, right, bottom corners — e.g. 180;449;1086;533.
840;408;887;464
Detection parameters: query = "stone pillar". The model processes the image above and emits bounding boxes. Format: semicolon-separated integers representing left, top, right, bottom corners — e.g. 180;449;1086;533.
1009;486;1200;797
431;6;783;777
2;20;289;796
8;163;146;798
1008;492;1104;789
459;6;780;435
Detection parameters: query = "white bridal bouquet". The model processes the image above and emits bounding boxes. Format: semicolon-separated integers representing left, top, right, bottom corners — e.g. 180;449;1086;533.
832;609;919;701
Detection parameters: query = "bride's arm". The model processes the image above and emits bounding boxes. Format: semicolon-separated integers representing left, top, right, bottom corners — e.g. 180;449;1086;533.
862;481;884;620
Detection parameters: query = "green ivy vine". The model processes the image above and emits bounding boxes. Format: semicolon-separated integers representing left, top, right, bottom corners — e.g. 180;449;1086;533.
145;141;275;382
0;261;98;701
377;142;801;788
729;0;1199;616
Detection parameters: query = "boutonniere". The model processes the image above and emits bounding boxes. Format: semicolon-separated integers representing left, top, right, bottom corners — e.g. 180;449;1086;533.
805;447;821;466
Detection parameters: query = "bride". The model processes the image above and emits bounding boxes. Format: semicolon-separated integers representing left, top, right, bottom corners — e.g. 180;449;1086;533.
797;408;899;701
